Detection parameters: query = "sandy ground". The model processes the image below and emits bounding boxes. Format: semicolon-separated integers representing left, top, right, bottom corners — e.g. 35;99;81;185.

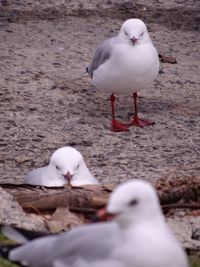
0;0;200;250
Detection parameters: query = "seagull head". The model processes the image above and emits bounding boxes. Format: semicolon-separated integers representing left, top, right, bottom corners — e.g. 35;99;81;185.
103;180;163;228
119;18;151;46
49;146;85;186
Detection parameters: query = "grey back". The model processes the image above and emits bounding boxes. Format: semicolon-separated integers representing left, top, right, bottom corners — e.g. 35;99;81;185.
87;37;114;78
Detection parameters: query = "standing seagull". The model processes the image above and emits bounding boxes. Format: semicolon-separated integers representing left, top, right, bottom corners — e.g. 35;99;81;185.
87;18;159;132
1;180;189;267
25;146;98;187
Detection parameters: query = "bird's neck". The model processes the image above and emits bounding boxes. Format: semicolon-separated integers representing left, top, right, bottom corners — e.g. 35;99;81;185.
45;164;57;179
44;164;65;186
71;162;96;186
117;209;165;231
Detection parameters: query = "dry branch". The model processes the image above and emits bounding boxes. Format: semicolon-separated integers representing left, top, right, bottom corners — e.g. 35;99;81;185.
0;179;200;214
0;184;113;213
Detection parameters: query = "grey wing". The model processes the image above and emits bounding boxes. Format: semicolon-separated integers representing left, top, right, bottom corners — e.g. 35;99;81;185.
9;222;119;267
54;258;125;267
87;37;114;78
9;235;58;267
50;222;119;264
25;166;47;185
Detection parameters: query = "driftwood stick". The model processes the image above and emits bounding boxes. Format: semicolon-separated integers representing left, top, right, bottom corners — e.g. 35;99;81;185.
0;184;112;211
162;203;200;210
0;183;199;213
69;207;97;215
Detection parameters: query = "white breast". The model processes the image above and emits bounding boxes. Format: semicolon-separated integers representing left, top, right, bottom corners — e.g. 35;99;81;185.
92;42;159;95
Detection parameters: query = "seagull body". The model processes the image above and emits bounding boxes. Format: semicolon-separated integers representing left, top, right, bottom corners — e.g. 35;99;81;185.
87;19;159;131
1;180;189;267
25;146;98;187
88;33;158;94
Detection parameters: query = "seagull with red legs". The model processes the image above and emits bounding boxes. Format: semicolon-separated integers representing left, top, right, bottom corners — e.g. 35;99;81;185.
87;18;159;132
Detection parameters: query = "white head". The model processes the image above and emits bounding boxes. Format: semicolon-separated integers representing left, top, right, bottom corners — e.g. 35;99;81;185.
106;180;163;227
119;18;151;45
49;146;93;186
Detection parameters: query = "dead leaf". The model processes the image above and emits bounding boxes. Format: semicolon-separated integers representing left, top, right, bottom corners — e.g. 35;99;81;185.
45;207;84;233
159;54;177;64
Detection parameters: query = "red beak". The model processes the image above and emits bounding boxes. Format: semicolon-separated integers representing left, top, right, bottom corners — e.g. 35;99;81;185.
131;36;138;45
63;171;73;184
97;207;115;221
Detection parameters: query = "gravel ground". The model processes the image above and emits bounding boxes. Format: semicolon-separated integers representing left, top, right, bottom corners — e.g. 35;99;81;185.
0;0;200;251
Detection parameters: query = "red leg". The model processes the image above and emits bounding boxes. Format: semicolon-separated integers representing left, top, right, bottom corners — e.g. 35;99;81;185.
130;92;155;128
110;93;130;132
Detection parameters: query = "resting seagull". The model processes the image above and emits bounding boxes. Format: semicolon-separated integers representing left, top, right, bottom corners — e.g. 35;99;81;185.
25;146;98;187
87;18;159;132
1;180;189;267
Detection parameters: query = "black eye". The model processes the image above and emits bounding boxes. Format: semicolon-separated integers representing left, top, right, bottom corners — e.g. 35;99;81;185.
140;32;144;37
76;164;80;169
124;31;128;36
56;165;59;170
128;199;138;206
